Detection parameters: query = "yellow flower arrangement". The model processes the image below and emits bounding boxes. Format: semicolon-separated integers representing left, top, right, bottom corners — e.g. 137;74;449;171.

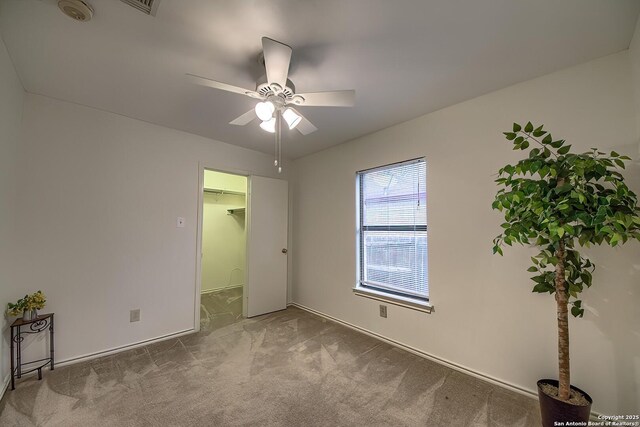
6;290;47;317
28;290;47;310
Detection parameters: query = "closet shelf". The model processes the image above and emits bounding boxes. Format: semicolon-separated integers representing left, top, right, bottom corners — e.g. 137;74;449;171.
204;188;245;196
226;207;245;215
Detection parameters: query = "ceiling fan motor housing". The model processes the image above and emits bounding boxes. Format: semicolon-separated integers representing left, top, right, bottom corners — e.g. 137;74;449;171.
255;75;296;101
58;0;94;22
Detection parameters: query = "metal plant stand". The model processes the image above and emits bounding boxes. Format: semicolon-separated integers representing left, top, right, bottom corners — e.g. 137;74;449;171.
10;313;55;390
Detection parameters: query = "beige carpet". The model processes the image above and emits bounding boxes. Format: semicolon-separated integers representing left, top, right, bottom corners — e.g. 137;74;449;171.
0;292;541;426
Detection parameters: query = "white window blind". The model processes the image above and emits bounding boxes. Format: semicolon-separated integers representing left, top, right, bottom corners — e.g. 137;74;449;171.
358;159;428;300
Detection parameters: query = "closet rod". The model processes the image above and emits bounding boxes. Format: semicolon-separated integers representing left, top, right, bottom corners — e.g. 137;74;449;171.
204;188;246;196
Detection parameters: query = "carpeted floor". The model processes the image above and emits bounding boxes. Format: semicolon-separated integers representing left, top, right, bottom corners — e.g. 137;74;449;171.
0;291;541;426
200;287;244;332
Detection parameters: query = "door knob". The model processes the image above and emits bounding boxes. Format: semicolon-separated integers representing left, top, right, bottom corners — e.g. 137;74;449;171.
282;248;288;254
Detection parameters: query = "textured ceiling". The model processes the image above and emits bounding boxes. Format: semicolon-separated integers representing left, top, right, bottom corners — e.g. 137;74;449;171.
1;0;639;158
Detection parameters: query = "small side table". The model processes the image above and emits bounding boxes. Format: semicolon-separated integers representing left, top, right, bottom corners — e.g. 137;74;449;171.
10;313;55;390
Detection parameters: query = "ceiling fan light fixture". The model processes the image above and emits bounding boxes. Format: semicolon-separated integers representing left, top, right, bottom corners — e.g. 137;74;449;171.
255;101;275;121
282;108;301;130
260;118;276;133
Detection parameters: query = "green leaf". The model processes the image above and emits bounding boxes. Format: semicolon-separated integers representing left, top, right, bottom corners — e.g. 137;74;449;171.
610;151;619;157
600;226;613;234
527;266;538;272
512;123;521;132
542;134;552;144
532;275;547;284
550;140;564;148
524;122;534;133
578;233;589;246
557;145;571;155
504;132;517;141
610;233;622;246
530;162;540;173
614;159;625;169
533;125;546;137
555;183;572;194
532;283;553;293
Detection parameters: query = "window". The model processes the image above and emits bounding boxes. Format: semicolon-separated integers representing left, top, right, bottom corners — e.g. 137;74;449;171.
356;159;429;306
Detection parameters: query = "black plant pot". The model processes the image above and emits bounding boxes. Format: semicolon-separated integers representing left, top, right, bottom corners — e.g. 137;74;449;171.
537;379;592;427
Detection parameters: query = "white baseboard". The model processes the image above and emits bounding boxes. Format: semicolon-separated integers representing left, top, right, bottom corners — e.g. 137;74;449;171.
0;373;9;404
1;328;196;395
201;284;243;295
56;328;195;367
289;302;606;420
289;302;537;397
2;303;605;420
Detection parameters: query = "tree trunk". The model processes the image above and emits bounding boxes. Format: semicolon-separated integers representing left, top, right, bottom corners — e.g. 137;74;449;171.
555;238;571;401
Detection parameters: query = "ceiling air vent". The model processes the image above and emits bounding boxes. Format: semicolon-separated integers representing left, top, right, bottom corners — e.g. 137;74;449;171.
120;0;160;16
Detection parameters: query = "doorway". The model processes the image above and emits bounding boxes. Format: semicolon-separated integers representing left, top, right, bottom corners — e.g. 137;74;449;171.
196;168;289;331
199;170;247;331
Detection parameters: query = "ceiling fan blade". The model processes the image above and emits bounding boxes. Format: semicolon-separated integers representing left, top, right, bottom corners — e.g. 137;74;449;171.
186;73;261;99
229;109;257;126
295;90;355;107
289;108;318;135
262;37;292;90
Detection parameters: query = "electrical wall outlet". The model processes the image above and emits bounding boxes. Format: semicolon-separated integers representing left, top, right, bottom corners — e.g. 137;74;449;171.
130;309;140;322
379;305;387;318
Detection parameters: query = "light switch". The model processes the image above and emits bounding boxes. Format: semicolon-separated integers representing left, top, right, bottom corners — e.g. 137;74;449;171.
177;217;185;228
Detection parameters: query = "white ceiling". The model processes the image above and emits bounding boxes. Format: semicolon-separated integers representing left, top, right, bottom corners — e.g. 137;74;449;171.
1;0;639;159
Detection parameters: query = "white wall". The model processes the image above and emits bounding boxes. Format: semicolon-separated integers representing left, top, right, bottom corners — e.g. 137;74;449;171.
631;16;640;143
13;93;288;363
0;35;24;389
204;170;247;194
292;50;640;415
201;192;246;292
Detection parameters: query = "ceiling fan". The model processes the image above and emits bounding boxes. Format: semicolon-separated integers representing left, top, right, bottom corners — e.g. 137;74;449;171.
187;37;355;172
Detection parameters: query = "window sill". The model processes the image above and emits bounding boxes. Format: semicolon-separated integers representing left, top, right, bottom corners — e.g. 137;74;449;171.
352;286;434;314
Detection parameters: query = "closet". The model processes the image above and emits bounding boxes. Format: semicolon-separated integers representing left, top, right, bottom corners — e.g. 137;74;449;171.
200;170;247;330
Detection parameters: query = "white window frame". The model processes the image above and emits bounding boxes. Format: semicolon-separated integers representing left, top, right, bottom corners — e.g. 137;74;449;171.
354;158;433;313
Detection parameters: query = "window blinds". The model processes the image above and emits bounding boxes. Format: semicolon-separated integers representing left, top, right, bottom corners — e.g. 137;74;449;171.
358;159;428;299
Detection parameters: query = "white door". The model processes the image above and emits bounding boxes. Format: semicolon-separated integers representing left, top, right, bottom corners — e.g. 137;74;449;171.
246;176;288;317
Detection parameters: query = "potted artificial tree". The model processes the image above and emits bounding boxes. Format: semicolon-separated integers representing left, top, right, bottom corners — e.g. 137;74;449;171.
492;122;640;426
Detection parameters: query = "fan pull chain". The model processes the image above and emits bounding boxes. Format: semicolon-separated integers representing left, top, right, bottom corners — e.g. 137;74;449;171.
276;110;282;173
274;110;279;168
